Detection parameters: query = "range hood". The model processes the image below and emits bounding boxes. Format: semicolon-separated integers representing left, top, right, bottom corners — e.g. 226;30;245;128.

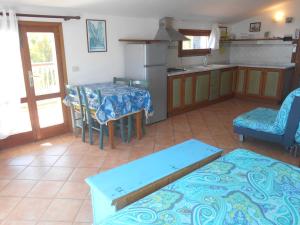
154;17;188;41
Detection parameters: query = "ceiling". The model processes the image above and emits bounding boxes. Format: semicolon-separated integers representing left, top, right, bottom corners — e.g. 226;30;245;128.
0;0;289;23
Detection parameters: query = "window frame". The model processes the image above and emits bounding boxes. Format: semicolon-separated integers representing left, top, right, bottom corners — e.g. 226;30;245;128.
178;29;211;57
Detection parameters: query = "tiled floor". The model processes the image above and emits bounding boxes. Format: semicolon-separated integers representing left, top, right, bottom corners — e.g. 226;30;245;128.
0;98;299;225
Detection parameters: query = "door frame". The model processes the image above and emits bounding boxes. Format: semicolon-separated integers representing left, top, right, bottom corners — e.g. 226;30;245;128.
0;21;71;149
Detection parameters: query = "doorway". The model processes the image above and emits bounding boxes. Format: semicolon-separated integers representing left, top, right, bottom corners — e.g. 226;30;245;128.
0;22;70;149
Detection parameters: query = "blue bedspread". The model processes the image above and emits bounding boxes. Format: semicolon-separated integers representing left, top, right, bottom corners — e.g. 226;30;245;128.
100;149;300;225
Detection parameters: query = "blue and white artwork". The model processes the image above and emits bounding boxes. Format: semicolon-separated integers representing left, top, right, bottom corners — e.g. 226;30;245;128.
86;19;107;52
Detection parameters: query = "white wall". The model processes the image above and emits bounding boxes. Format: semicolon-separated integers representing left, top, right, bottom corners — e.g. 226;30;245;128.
228;0;299;65
62;14;157;84
14;6;158;85
167;19;230;67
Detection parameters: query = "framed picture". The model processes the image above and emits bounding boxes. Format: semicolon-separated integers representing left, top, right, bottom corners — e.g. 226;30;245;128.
249;22;261;32
86;19;107;52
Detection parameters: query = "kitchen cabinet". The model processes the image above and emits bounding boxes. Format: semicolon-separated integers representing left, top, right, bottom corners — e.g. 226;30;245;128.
168;68;235;116
209;70;220;100
235;68;246;95
195;72;209;103
262;70;281;98
246;68;263;96
220;69;234;97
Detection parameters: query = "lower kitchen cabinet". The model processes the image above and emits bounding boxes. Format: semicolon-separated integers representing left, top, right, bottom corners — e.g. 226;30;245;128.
235;68;246;94
262;70;281;98
209;70;220;100
246;68;263;96
220;69;234;97
184;76;193;106
195;73;209;103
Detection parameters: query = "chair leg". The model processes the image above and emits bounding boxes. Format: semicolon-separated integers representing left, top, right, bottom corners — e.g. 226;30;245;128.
239;134;244;142
127;115;133;143
119;118;126;143
99;125;104;150
88;122;93;145
81;122;86;143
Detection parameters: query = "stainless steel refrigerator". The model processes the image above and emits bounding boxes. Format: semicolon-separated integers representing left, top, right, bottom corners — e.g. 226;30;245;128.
124;43;168;124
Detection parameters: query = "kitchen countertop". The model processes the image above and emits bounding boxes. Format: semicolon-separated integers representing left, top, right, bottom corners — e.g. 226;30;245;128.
167;63;295;76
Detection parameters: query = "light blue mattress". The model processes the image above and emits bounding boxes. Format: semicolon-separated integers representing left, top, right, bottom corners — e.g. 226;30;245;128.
99;149;300;225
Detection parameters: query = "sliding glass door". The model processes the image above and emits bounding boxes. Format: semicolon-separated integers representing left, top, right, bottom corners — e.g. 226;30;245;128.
0;22;70;149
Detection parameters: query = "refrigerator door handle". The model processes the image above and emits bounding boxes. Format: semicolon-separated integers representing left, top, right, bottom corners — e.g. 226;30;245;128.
144;64;166;68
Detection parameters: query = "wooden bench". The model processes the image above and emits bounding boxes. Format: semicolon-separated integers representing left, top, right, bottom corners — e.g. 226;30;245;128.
85;139;223;224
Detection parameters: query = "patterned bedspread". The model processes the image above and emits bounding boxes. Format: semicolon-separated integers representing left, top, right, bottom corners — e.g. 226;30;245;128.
100;149;300;225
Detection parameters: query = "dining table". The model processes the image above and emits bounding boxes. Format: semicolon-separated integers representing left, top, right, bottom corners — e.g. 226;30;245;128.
65;82;153;148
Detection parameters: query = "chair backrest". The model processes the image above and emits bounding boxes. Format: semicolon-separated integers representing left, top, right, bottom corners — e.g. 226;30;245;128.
65;84;84;116
274;88;300;134
80;87;102;123
130;79;149;89
113;77;131;85
283;96;300;146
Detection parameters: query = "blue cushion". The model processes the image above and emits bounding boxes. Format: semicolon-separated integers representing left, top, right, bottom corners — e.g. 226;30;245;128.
274;88;300;134
233;107;280;134
296;129;300;144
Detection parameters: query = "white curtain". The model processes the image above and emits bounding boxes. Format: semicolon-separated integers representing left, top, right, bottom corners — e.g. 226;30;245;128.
208;23;220;50
0;9;24;139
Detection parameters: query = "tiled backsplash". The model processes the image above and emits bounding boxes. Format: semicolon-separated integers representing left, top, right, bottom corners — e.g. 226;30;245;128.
167;42;294;67
229;44;294;65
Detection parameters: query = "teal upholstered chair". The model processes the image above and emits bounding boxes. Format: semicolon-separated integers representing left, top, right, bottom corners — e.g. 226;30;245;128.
233;88;300;152
80;87;107;149
65;85;86;142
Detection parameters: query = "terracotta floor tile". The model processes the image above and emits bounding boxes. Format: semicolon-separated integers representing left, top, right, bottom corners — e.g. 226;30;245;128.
0;166;26;179
7;155;36;166
68;168;99;183
36;222;72;225
41;199;83;222
1;220;37;225
27;181;64;198
53;155;82;167
77;155;105;168
75;200;92;223
40;144;68;156
8;198;51;220
42;167;74;181
56;182;89;199
16;167;51;180
0;197;21;220
0;180;10;191
30;155;60;167
0;180;36;197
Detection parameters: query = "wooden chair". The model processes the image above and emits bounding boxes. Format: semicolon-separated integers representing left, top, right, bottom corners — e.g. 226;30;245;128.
128;79;149;142
65;85;86;142
80;87;107;149
113;77;131;85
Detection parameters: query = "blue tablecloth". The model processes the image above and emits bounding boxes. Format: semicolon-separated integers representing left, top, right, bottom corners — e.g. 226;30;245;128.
64;82;153;124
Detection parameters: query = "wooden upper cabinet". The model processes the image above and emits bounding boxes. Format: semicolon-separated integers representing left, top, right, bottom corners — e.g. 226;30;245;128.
195;72;210;103
246;68;263;96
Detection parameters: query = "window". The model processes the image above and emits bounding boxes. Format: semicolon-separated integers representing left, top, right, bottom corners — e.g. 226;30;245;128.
178;29;211;57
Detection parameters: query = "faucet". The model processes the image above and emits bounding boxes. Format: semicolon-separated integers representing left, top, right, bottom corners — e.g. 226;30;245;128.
202;56;208;66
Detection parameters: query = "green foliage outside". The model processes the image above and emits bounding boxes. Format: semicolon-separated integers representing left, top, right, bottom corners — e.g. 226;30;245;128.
28;33;53;63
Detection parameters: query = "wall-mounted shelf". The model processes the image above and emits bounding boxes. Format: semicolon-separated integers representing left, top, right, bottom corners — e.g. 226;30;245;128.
119;39;167;44
220;38;295;46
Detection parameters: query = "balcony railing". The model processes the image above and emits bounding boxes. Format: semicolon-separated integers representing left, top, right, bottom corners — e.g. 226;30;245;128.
32;62;60;95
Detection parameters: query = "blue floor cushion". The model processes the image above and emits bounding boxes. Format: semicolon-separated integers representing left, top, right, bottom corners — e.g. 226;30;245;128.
233;107;280;135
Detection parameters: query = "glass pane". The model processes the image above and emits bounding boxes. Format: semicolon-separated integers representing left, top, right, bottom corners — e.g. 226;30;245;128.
183;36;209;50
37;97;64;128
15;103;32;134
27;32;60;96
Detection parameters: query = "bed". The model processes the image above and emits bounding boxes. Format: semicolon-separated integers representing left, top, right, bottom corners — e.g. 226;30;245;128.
99;149;300;225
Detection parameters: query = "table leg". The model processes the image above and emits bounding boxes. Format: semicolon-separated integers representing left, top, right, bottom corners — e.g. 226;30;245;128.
108;120;115;149
136;111;142;140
